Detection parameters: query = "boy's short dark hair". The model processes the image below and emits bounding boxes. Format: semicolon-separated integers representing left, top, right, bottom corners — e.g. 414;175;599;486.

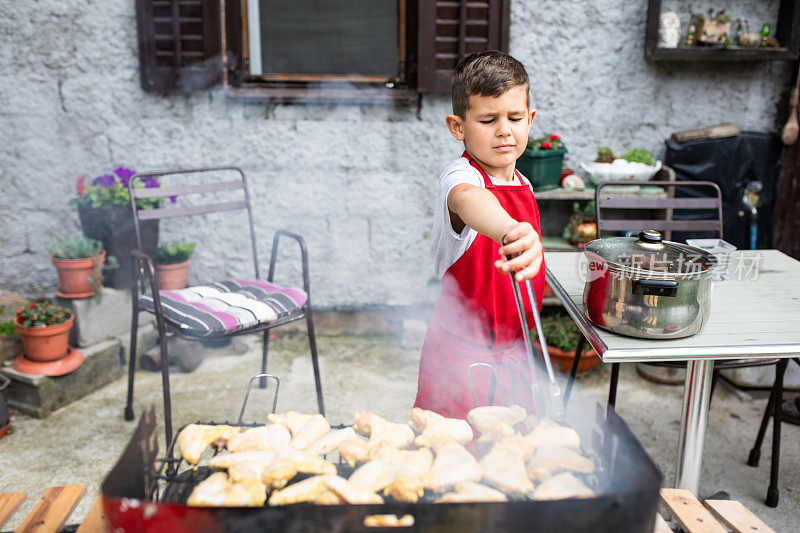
451;50;530;118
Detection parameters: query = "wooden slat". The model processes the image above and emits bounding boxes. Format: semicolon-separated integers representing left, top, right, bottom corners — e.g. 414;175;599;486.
597;219;722;232
704;499;776;533
136;200;247;220
597;197;721;209
16;485;86;533
75;496;106;533
132;179;242;198
0;493;26;529
659;488;727;533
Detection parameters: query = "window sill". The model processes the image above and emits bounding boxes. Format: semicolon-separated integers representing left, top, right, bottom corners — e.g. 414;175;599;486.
226;83;419;105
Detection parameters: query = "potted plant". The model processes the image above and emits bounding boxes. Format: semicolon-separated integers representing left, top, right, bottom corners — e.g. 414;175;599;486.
155;240;196;290
531;311;600;377
15;301;74;363
516;134;567;190
563;201;597;248
48;233;118;300
71;167;175;289
692;9;733;47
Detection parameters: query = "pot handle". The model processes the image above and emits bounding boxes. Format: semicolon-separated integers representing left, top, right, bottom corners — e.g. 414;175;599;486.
632;279;678;297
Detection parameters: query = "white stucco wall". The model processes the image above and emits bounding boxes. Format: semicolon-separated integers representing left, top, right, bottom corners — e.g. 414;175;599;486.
0;1;791;308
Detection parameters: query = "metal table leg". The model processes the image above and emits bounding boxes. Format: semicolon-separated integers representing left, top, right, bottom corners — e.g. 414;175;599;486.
674;359;715;493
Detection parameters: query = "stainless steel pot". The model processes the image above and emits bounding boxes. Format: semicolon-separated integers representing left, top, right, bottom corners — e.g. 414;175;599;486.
582;230;717;339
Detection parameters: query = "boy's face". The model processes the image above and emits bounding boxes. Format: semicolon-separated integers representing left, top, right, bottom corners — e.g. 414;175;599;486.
446;84;535;180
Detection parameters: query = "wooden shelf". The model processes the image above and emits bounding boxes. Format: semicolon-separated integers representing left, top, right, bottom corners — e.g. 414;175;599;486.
534;188;594;201
645;0;800;63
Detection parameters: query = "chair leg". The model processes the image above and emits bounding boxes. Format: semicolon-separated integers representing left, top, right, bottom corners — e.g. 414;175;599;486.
766;358;788;507
305;310;325;417
124;310;140;422
260;329;271;389
608;363;620;407
563;336;586;409
747;384;776;467
159;327;174;446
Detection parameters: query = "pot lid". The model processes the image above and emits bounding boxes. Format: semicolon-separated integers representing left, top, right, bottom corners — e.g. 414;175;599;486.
584;230;717;276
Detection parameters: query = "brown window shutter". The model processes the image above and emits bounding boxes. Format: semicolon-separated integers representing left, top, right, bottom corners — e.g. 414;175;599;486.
417;0;510;93
136;0;223;92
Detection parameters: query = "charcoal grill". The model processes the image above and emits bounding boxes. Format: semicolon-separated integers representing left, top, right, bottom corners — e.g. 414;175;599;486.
102;373;661;532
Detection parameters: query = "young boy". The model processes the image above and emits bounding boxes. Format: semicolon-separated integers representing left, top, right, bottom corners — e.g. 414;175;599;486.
414;51;545;420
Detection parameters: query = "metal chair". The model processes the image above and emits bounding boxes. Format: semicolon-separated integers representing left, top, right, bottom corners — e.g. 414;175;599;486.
567;179;779;407
122;166;325;444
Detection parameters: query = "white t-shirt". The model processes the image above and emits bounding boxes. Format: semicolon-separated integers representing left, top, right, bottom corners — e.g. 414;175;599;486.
431;156;534;279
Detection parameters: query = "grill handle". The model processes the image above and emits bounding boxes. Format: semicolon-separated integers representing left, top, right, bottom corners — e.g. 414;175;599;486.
238;373;280;425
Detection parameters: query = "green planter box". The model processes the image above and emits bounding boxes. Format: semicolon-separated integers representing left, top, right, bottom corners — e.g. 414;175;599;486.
516;148;567;189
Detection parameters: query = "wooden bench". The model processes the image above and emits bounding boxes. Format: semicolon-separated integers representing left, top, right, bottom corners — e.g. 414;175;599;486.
0;486;775;532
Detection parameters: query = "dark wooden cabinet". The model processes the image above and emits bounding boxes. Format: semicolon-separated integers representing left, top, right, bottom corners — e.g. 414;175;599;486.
645;0;800;62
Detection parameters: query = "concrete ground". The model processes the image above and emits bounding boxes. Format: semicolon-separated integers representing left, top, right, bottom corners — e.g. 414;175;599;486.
0;327;798;531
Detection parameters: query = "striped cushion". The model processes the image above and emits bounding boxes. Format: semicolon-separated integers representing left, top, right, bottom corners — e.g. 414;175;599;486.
139;279;307;337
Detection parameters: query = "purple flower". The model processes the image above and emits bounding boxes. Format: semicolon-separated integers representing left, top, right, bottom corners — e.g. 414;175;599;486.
169;195;177;204
144;177;160;188
92;173;116;188
114;167;136;188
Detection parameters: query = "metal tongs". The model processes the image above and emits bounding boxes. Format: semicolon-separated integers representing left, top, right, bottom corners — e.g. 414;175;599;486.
506;258;565;421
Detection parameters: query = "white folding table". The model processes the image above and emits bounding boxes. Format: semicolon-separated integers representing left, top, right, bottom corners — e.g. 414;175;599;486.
544;249;800;494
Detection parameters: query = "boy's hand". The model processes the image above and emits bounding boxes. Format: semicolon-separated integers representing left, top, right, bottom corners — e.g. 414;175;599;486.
495;222;543;281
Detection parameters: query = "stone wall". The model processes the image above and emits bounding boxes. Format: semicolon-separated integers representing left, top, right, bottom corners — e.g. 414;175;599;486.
0;0;791;308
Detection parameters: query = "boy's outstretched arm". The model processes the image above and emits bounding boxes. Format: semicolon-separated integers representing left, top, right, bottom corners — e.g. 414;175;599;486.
448;183;543;281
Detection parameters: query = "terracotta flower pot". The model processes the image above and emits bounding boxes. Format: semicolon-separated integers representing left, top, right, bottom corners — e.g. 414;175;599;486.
16;314;74;362
155;257;192;290
534;341;600;377
51;251;105;298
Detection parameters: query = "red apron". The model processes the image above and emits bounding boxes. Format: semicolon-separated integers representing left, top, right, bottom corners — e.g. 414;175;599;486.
414;152;546;419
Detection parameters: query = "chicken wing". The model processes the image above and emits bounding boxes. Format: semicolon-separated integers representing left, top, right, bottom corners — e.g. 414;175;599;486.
480;437;535;498
348;458;397;493
425;440;482;492
267;411;318;436
531;472;595;500
526;444;595;482
414;417;473;449
291;414;331;451
307;427;357;456
227;424;291;453
524;417;581;451
467;404;527;427
324;475;384;504
261;449;337;489
338;436;371;466
268;474;334;506
363;515;415;527
437;481;508;503
177;424;241;464
209;450;277;469
187;471;267;507
353;412;387;436
382;448;434;502
407;407;444;433
369;421;415;451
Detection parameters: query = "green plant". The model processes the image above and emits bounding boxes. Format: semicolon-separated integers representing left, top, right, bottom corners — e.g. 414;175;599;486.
70;167;174;210
0;306;14;336
48;233;104;259
530;312;582;352
157;241;196;265
15;301;72;329
595;146;615;163
527;134;565;151
621;148;655;166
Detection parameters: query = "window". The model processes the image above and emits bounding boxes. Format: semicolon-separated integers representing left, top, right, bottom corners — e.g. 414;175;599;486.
136;0;510;102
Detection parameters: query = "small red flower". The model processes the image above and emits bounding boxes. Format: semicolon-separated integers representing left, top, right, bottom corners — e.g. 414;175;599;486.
549;134;560;141
541;141;552;149
76;176;86;197
27;303;36;308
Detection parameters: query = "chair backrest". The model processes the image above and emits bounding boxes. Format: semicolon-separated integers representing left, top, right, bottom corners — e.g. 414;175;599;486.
127;166;260;279
595;180;724;241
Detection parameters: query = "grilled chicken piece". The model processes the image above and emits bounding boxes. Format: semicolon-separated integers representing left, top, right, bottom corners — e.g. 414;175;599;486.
338;437;371;466
291;414;331;451
353;412;387;436
348;458;397;493
187;472;266;507
526;444;595;482
369;421;415;451
524;417;581;451
480;437;535;497
324;475;385;504
209;450;277;469
437;481;508;503
425;440;482;492
382;448;435;502
268;474;334;506
531;472;595;500
261;449;337;489
226;424;291;453
267;411;318;436
363;515;415;528
307;427;357;456
407;407;444;433
177;424;241;464
414;417;473;449
467;405;527;443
